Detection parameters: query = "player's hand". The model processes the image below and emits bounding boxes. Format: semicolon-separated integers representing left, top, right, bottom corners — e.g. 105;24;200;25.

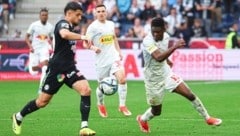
81;35;92;45
29;46;34;53
90;46;101;54
174;39;185;49
119;53;123;60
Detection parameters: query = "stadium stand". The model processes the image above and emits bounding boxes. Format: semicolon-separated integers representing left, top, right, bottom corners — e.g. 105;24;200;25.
3;0;69;38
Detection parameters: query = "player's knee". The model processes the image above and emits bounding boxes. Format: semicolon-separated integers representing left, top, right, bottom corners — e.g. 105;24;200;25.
80;86;91;96
118;77;126;84
36;99;49;108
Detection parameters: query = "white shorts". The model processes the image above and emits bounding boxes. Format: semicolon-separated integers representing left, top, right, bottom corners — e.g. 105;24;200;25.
96;60;123;81
145;73;183;106
29;47;50;67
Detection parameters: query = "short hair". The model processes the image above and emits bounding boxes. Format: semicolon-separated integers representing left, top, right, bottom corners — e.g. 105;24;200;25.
64;1;83;14
40;7;48;14
151;17;165;28
95;4;106;9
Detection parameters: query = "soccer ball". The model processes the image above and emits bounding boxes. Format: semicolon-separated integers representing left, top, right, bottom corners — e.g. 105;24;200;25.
100;77;118;96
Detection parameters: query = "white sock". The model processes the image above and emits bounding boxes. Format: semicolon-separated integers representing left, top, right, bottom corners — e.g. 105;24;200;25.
96;87;104;105
81;121;88;128
40;65;47;86
192;97;210;119
28;64;38;76
16;112;23;121
118;84;127;107
141;108;154;122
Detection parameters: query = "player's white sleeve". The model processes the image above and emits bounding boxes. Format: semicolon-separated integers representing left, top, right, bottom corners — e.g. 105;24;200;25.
143;36;158;54
26;23;34;35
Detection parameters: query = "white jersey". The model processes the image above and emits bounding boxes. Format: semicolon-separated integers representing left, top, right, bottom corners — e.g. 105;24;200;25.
142;32;172;82
86;20;120;67
27;20;53;50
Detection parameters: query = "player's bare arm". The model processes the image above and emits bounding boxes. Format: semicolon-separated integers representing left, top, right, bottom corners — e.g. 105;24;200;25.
113;35;123;60
25;33;34;53
151;39;185;62
83;40;101;53
59;28;89;41
167;59;173;67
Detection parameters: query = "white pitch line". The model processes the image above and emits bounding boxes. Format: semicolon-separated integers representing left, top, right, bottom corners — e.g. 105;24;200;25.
187;81;240;85
1;118;239;122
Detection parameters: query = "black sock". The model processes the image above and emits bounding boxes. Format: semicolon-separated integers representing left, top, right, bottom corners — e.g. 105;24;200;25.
20;99;39;117
80;96;91;122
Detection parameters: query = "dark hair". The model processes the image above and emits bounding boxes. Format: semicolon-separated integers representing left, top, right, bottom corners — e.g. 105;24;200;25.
151;17;165;28
95;4;106;9
64;1;83;14
40;7;48;14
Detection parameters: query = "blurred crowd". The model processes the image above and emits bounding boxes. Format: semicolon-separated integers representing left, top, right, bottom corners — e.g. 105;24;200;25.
1;0;239;48
0;0;16;35
73;0;240;47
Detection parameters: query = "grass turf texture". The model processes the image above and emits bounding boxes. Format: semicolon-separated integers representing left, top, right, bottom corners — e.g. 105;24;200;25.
0;80;239;136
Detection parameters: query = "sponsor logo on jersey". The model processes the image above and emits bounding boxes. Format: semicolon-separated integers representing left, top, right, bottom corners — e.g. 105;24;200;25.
99;35;114;45
66;71;76;78
61;23;69;29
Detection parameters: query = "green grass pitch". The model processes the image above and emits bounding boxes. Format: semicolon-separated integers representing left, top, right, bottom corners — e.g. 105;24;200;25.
0;80;240;136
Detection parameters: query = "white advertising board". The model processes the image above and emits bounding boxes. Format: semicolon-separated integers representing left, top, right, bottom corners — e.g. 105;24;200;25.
76;49;240;80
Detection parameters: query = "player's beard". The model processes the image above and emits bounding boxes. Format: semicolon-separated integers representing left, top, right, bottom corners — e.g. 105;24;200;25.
41;21;47;25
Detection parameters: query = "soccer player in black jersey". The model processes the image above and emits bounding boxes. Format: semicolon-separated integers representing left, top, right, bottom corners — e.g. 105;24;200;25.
12;2;96;136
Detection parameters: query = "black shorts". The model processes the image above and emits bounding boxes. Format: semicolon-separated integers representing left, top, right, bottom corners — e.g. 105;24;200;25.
41;65;86;95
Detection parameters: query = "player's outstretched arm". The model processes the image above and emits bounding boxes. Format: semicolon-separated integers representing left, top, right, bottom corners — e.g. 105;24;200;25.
59;28;89;41
151;39;185;62
113;35;123;60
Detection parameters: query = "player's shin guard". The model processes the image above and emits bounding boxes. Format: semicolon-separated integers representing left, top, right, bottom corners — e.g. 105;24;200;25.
96;87;104;105
20;99;39;117
191;97;210;119
118;84;127;106
80;96;90;128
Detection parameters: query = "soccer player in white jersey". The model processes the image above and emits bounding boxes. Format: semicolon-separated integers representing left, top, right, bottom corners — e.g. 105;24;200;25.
136;17;222;133
25;8;53;93
83;4;131;117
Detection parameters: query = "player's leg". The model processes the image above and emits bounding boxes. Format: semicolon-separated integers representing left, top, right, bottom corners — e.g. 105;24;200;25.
12;67;63;135
28;52;40;76
66;69;95;136
137;105;162;133
38;47;50;93
173;81;222;126
12;92;53;135
95;66;109;117
137;81;165;133
112;61;131;116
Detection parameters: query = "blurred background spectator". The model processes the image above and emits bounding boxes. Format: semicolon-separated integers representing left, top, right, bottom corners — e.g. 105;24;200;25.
1;0;240;49
191;18;207;38
225;22;240;49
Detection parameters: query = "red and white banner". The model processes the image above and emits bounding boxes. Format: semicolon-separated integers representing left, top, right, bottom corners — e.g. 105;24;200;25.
1;49;240;80
76;50;145;80
76;49;240;80
170;49;240;80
